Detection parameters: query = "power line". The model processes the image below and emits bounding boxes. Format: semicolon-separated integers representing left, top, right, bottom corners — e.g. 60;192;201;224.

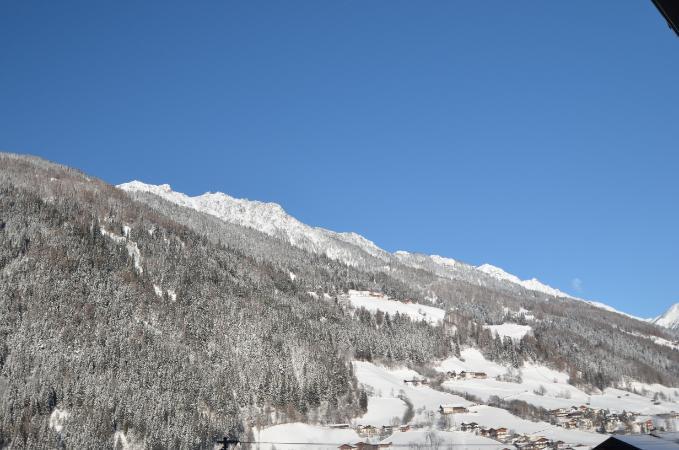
216;436;584;448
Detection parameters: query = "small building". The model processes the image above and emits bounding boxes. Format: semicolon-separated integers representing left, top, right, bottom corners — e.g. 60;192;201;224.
399;424;410;432
494;427;508;439
440;405;469;414
338;445;356;450
472;372;488;379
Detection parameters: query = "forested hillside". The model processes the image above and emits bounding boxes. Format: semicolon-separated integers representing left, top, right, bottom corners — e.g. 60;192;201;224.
0;153;677;448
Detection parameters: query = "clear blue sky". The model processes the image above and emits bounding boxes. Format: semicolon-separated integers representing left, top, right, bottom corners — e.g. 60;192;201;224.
1;1;677;317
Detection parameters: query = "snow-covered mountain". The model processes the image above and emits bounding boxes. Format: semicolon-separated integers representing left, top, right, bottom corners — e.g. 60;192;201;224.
119;181;648;320
476;263;571;298
117;181;392;266
652;303;679;330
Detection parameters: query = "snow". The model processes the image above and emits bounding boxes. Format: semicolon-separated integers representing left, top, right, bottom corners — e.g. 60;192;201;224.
436;350;679;416
383;430;505;449
483;323;532;341
49;408;69;433
477;264;647;321
355;359;606;447
353;360;472;424
117;181;393;268
113;430;144;449
436;348;507;378
477;264;571;299
153;284;163;298
355;397;407;426
346;290;445;325
167;290;177;302
100;227;143;274
652;303;679;330
430;255;458;266
255;423;360;450
289;271;296;281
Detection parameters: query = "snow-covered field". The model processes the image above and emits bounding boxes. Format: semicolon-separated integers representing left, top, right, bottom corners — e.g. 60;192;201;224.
254;423;360;450
345;290;445;325
483;323;532;341
255;350;679;449
385;430;505;449
436;349;679;415
353;359;607;448
353;361;472;423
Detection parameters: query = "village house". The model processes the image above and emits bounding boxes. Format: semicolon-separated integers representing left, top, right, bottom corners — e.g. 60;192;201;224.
492;427;509;440
532;437;551;449
439;405;469;415
399;424;411;432
577;417;593;430
338;445;356;450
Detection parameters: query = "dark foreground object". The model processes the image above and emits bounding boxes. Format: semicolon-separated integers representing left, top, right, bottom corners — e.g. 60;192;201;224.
593;433;679;449
652;0;679;36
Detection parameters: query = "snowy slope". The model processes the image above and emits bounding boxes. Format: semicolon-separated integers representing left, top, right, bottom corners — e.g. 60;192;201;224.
435;349;679;415
477;264;571;298
117;181;392;267
119;181;645;321
353;359;607;448
652;303;679;330
345;290;446;325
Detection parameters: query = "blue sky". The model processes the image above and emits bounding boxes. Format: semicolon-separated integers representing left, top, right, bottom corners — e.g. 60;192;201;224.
1;1;677;317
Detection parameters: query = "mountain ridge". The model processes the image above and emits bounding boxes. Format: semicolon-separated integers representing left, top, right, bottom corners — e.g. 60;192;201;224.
118;180;656;324
652;303;679;330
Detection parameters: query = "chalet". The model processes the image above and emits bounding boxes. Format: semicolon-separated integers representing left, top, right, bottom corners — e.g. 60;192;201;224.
472;372;488;379
403;379;422;386
532;437;551;449
399;424;410;432
338;445;356;450
577;417;593;430
493;427;509;439
439;405;469;414
329;423;351;429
